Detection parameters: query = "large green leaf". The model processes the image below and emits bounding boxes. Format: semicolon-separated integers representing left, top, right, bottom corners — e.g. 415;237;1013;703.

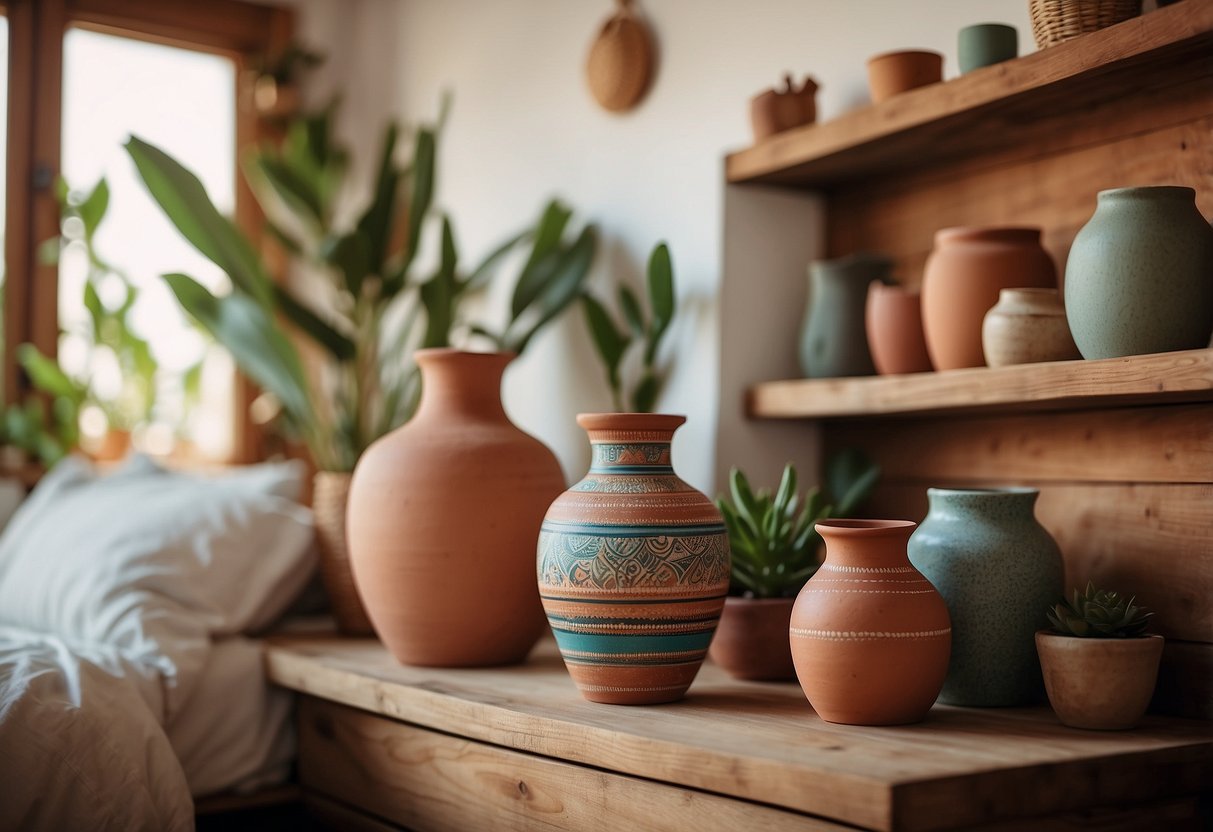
618;285;646;337
320;230;373;298
580;289;627;391
251;154;324;226
356;124;400;275
163;273;312;426
630;370;662;413
78;178;110;239
645;242;675;364
826;448;881;516
403;128;436;274
16;345;86;404
126;136;273;307
506;224;597;354
270;283;356;361
464;229;528;292
419;216;458;348
511;201;572;318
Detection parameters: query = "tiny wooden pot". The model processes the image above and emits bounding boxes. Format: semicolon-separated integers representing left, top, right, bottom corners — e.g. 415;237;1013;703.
750;74;819;142
866;50;943;104
709;597;797;681
982;288;1081;367
1036;632;1164;730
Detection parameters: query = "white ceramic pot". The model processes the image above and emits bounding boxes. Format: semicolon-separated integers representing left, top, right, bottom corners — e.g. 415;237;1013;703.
982;288;1080;367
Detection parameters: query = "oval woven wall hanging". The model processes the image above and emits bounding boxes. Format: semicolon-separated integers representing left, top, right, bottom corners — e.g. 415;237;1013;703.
586;0;655;113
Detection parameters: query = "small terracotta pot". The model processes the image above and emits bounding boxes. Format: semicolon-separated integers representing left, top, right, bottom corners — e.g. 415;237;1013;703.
750;74;819;142
790;520;951;725
313;471;375;636
867;50;943;103
866;282;933;375
348;350;565;667
982;288;1080;367
1036;632;1164;730
709;597;797;681
921;226;1058;370
539;413;730;705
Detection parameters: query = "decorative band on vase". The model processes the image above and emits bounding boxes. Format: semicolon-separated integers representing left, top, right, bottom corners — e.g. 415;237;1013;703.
590;441;674;474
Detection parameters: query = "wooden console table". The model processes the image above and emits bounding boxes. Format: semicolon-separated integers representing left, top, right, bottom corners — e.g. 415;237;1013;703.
265;635;1212;831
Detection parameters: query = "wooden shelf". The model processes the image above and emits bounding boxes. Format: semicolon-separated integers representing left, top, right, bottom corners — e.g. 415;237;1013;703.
726;1;1213;188
267;635;1213;832
747;349;1213;419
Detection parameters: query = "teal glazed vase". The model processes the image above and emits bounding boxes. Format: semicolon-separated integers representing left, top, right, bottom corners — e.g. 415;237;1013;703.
907;488;1063;707
799;253;892;378
537;413;730;705
1065;186;1213;359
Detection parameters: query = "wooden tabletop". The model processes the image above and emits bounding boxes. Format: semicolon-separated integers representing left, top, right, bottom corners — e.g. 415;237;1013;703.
265;635;1212;831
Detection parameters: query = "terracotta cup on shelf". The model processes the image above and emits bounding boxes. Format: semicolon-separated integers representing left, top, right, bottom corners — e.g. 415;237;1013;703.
866;282;934;375
867;50;944;103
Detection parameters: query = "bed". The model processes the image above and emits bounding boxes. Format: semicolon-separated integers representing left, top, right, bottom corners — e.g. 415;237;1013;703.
0;454;319;831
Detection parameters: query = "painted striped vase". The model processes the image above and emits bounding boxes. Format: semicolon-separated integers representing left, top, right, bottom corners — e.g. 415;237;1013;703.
538;413;730;705
790;519;951;725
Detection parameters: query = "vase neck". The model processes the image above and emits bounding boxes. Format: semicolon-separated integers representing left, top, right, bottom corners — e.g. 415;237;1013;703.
926;488;1040;523
577;413;685;474
414;349;511;423
815;520;917;570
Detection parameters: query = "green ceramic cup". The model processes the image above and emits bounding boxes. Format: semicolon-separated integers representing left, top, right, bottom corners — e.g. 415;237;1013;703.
958;23;1018;74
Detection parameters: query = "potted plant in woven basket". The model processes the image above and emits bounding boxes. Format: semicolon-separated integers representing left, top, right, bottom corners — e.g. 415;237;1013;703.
128;103;597;634
1036;583;1163;730
710;452;879;681
1029;0;1142;48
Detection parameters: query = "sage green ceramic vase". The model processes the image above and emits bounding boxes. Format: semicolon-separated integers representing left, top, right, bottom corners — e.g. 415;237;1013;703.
1065;186;1213;359
907;488;1063;707
799;253;891;378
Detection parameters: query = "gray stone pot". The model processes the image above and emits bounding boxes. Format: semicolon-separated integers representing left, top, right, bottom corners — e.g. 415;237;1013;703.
799;253;891;378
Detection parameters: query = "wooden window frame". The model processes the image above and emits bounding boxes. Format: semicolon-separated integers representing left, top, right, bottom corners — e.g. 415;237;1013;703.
3;0;293;462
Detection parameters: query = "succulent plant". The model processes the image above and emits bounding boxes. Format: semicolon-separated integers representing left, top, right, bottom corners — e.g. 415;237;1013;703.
716;451;879;599
1046;583;1154;638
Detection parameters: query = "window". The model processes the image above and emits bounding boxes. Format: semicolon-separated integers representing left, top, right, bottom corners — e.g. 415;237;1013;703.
3;0;293;463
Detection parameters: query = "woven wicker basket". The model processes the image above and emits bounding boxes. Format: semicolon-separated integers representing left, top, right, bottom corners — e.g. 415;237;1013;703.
1029;0;1142;48
313;470;375;635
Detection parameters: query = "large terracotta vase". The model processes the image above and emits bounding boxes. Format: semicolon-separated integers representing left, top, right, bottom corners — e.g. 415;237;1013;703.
347;349;565;667
799;253;892;378
790;520;951;725
921;227;1057;370
1065;186;1213;359
908;488;1064;706
865;282;933;375
313;470;374;635
538;414;730;705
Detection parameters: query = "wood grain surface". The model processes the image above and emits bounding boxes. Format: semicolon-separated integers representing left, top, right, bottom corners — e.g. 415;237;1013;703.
266;636;1213;831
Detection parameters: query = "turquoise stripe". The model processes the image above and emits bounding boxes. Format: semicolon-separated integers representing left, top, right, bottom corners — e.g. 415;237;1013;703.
552;629;715;655
540;593;727;605
541;521;726;537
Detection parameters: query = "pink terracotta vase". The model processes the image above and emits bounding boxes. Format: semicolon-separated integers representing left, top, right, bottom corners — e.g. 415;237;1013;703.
865;281;934;375
921;226;1057;370
347;349;565;667
790;519;951;725
538;414;730;705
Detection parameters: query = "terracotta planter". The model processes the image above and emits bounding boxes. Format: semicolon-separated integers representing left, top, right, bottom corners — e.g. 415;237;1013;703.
921;227;1057;370
90;429;132;461
347;349;564;667
709;597;797;681
750;74;818;142
1036;632;1164;730
538;414;730;705
799;253;891;378
313;471;374;636
909;488;1063;706
790;520;951;725
982;288;1080;367
1065;186;1213;359
867;50;943;103
866;282;933;375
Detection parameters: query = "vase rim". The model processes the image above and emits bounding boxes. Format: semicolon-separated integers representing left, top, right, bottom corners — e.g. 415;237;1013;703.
1096;185;1195;201
815;518;916;536
1035;630;1164;645
577;413;687;433
414;347;516;365
935;226;1042;244
869;280;919;297
927;486;1039;498
867;48;943;65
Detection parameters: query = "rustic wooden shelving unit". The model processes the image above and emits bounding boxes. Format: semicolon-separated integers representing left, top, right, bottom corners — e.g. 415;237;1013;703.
725;0;1213;722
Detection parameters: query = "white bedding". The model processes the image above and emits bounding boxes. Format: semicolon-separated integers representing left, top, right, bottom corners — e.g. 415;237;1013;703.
0;456;317;831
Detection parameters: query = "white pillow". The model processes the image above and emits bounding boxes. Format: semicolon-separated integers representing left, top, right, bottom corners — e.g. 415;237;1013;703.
0;455;316;717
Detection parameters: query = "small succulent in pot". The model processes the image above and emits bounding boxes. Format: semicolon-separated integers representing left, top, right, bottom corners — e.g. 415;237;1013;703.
708;451;879;681
1036;582;1165;730
1046;583;1153;638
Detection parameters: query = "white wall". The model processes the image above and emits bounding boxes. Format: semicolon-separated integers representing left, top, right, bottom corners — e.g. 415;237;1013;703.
297;0;1034;491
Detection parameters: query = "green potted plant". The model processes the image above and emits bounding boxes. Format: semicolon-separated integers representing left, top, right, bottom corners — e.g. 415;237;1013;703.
126;104;597;634
710;451;879;681
1036;583;1164;730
